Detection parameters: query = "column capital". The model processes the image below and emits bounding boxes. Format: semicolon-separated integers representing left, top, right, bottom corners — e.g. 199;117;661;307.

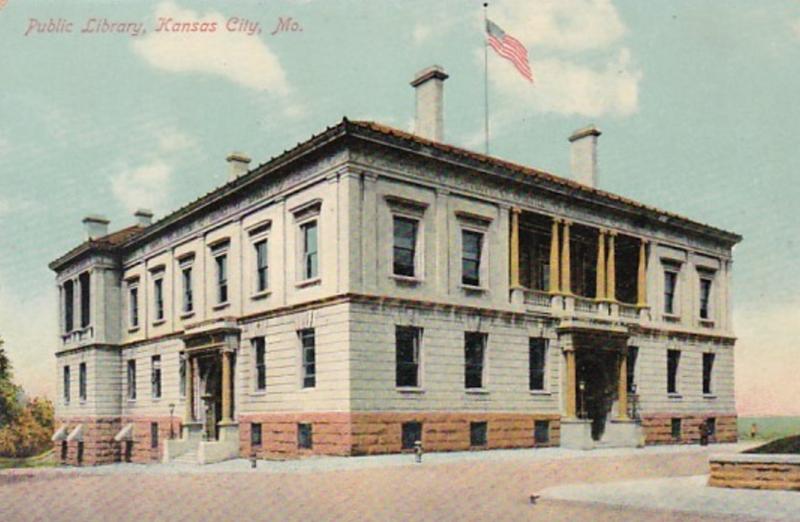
551;216;564;224
510;206;522;215
607;229;618;237
640;237;650;245
562;219;573;226
597;227;608;235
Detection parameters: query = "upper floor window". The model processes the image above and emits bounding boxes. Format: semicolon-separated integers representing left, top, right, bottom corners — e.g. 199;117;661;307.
216;253;228;304
699;277;713;320
128;284;139;329
63;365;70;403
464;332;487;389
127;359;137;400
393;217;418;277
181;260;193;314
529;337;547;391
255;239;269;293
667;349;680;395
300;329;316;388
79;272;90;328
396;326;421;388
253;337;266;391
63;280;74;332
79;362;87;402
153;277;164;322
703;352;715;395
461;230;483;287
151;355;161;399
664;270;678;315
300;221;318;280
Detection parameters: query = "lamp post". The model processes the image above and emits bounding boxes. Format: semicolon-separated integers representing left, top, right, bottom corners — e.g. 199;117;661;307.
578;380;586;419
169;403;175;439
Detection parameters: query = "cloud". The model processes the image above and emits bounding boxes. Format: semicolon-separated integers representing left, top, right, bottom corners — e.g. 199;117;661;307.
156;127;198;154
111;161;173;214
132;1;289;95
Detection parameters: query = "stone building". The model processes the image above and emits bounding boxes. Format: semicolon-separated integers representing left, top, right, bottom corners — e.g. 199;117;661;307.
49;66;740;465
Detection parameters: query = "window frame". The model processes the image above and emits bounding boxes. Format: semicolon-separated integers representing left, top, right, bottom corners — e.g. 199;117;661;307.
215;252;229;305
151;355;162;400
395;326;422;389
63;365;70;404
253;337;267;392
254;238;269;294
127;280;140;330
299;329;316;389
127;359;137;401
297;423;313;449
534;420;550;444
78;362;87;402
663;269;679;316
63;280;74;333
470;421;488;447
702;352;715;395
392;216;419;278
153;275;165;322
150;422;159;449
528;337;548;392
699;276;713;321
667;349;681;395
179;257;194;315
464;332;488;390
299;220;319;282
460;229;484;287
251;423;263;448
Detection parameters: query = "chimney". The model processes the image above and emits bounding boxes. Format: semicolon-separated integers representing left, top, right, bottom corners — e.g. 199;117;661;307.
410;65;449;142
569;125;602;187
134;209;153;227
82;215;110;240
227;152;252;181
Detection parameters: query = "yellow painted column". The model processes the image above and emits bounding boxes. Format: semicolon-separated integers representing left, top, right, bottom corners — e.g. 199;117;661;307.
565;349;577;418
509;207;521;288
549;218;561;294
184;354;194;423
606;231;617;302
561;221;572;295
637;239;648;308
618;350;629;420
595;229;606;300
221;351;232;423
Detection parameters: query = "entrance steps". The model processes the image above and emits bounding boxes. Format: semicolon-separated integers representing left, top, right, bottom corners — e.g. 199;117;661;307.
171;449;198;465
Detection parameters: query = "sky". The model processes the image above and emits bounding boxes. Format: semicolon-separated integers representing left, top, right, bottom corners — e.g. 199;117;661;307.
0;0;797;415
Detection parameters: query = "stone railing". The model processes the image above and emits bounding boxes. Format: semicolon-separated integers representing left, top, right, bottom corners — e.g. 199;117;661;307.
618;303;639;320
61;325;94;346
523;289;551;308
573;296;598;314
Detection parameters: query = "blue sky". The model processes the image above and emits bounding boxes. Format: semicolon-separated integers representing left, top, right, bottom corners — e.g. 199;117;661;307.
0;0;797;414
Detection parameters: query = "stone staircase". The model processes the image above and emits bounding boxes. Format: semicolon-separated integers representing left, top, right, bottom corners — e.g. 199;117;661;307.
171;449;198;465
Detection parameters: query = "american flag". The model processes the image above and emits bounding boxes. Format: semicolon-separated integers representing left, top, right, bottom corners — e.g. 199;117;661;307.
486;19;533;83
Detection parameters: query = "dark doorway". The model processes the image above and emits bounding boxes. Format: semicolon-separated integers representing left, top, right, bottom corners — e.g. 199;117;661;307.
124;440;133;462
198;354;222;441
576;351;618;441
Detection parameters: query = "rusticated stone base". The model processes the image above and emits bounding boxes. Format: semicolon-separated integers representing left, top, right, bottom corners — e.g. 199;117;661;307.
119;417;183;464
239;412;560;459
709;454;800;490
640;413;737;445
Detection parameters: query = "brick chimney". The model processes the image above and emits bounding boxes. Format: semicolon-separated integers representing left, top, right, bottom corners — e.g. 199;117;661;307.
134;209;153;227
82;215;109;240
410;65;448;142
227;152;252;181
569;125;602;187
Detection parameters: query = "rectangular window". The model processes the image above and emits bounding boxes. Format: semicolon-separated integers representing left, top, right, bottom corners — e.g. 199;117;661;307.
63;365;70;403
470;421;488;447
255;239;269;292
253;337;266;391
301;221;318;280
664;270;678;315
79;362;87;402
703;353;715;395
534;420;550;444
127;359;137;400
393;217;417;277
153;278;164;321
64;280;74;332
179;353;186;398
395;326;421;388
251;423;262;447
216;254;228;304
150;422;159;449
401;422;422;450
297;423;313;449
707;418;716;437
151;355;161;399
667;349;680;394
79;272;91;328
626;346;639;393
129;286;139;328
699;278;712;320
464;332;487;389
671;418;681;440
529;338;547;391
300;329;316;388
182;266;193;313
461;230;483;286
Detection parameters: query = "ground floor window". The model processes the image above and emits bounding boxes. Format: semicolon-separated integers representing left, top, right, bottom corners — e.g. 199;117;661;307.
534;420;550;444
671;418;681;440
60;441;67;461
706;418;716;438
150;422;159;449
251;423;262;447
298;423;313;449
470;421;488;447
124;441;133;462
401;421;422;450
77;441;84;464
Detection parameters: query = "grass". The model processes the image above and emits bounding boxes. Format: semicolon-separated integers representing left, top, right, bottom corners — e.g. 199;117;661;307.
737;416;800;441
0;449;56;470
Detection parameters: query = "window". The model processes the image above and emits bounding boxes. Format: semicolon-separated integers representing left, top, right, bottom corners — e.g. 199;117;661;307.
63;280;74;332
464;332;487;389
396;326;421;388
215;254;228;304
401;422;422;450
671;418;681;440
153;277;164;321
699;278;712;320
529;338;547;391
461;230;483;286
534;420;550;444
297;423;313;449
667;350;680;394
63;365;70;403
255;239;269;292
179;353;186;398
151;355;161;399
77;441;84;464
129;285;139;328
703;353;715;395
181;265;193;313
79;272;90;328
626;346;639;393
393;217;418;277
664;270;678;315
253;337;266;391
470;421;488;447
300;329;315;388
79;362;87;402
706;418;716;437
127;359;137;400
301;221;318;280
251;423;262;447
150;422;159;449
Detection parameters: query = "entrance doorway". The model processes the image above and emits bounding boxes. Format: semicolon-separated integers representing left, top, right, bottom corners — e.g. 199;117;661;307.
197;354;222;441
576;350;619;441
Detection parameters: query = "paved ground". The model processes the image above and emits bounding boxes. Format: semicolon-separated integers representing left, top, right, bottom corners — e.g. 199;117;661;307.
0;444;778;521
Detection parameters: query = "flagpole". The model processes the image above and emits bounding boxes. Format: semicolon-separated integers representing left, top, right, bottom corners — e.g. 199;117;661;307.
483;2;490;155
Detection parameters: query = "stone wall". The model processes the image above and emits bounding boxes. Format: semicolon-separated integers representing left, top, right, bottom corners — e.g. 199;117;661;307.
54;417;121;466
238;412;352;459
641;413;736;445
709;454;800;491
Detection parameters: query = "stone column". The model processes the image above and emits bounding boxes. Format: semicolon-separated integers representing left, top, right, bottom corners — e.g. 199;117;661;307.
549;218;561;294
221;351;232;423
637;239;648;308
618;349;629;420
509;207;521;289
565;349;577;418
595;229;606;300
560;221;572;295
606;231;616;302
184;354;194;423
